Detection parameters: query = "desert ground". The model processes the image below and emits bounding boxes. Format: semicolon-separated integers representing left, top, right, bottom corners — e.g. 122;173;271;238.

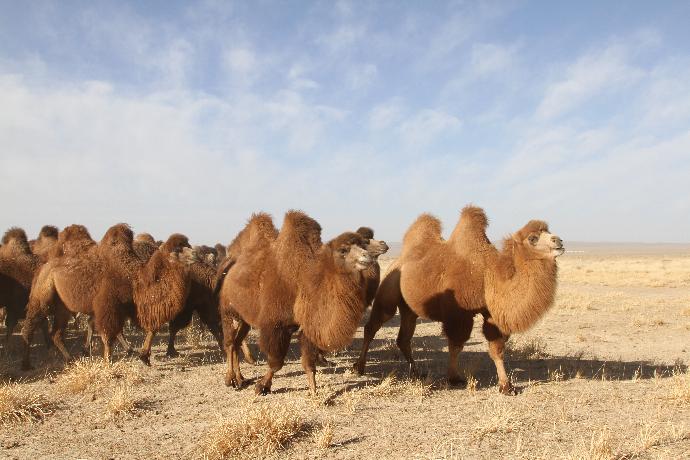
1;243;689;459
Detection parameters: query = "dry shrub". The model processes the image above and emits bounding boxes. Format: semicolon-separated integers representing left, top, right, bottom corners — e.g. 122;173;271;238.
107;383;141;416
474;398;522;441
195;403;313;460
313;419;334;449
59;358;144;395
588;428;614;460
363;372;432;399
666;369;690;405
505;337;548;360
0;383;55;425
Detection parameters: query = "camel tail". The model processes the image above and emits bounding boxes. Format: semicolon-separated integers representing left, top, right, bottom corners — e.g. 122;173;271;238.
401;213;442;259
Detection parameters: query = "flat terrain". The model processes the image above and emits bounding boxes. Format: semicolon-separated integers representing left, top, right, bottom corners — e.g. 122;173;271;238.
1;245;689;459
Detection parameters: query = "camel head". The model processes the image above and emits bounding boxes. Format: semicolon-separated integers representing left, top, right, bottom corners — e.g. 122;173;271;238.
356;227;389;258
160;233;191;255
193;245;218;266
328;232;375;272
513;220;564;260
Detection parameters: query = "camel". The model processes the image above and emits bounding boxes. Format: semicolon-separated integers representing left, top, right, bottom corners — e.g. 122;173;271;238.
353;206;564;394
0;228;49;348
21;225;193;368
133;232;158;262
217;211;388;395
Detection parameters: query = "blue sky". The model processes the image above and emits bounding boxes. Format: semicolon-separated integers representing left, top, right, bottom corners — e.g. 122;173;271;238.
1;1;689;244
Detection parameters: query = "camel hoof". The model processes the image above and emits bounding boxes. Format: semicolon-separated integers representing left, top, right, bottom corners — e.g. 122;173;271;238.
139;354;151;366
254;382;271;396
124;349;135;357
166;349;180;358
352;362;365;375
499;382;517;395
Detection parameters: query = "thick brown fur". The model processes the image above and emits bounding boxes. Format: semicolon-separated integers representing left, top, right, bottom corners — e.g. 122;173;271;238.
217;211;382;395
133;233;158;262
29;225;59;262
355;206;563;394
0;228;48;349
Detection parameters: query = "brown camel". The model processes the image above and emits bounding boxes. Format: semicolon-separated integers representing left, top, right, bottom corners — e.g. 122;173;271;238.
0;228;49;348
131;233;194;365
21;225;192;368
133;232;159;262
354;206;564;394
217;211;387;395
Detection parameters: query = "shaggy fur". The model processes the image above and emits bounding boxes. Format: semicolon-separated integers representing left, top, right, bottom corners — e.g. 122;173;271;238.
0;228;48;348
354;205;563;394
217;211;384;395
133;233;158;262
29;225;59;262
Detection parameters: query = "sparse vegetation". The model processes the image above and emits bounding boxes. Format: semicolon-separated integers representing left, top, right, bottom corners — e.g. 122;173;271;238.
0;383;55;425
194;403;314;460
58;358;145;395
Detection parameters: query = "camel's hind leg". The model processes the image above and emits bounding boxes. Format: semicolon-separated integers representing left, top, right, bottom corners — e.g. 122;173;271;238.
220;308;239;388
443;310;474;386
482;316;514;395
230;320;251;387
20;295;53;370
139;331;156;366
167;307;194;358
50;306;73;362
299;334;320;396
354;266;402;375
396;302;419;377
255;325;293;396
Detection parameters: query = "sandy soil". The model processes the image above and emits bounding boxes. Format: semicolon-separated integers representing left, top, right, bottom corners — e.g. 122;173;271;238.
1;246;689;459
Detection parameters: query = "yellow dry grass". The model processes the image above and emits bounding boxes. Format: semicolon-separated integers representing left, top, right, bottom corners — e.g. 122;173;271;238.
107;383;141;417
362;372;432;398
58;358;145;395
194;403;315;460
559;255;690;288
0;383;55;425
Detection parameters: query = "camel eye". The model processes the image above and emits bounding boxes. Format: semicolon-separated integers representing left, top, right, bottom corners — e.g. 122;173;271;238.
338;247;349;255
528;235;538;245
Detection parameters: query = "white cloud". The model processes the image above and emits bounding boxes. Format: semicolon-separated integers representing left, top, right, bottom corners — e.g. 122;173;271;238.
399;109;462;145
536;44;644;120
224;47;256;75
369;99;405;131
470;43;517;76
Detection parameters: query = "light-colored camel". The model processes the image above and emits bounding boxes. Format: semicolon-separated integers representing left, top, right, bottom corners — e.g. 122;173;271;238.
354;205;564;394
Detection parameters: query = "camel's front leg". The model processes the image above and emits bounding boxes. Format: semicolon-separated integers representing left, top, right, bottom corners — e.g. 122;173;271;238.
482;318;514;395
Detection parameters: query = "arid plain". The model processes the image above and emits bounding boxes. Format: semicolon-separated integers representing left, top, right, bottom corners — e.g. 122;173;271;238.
1;243;689;459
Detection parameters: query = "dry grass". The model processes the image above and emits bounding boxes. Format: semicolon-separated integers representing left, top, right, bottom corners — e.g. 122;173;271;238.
194;403;314;460
58;358;145;395
505;337;549;360
313;419;334;449
666;369;690;405
0;383;55;425
474;398;522;441
362;372;432;399
107;383;142;417
560;255;690;288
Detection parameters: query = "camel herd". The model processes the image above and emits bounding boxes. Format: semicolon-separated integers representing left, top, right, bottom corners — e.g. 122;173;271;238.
0;206;564;396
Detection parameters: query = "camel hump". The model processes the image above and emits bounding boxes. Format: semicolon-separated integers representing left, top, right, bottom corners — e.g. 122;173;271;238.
50;224;95;259
402;213;442;253
134;232;156;244
448;205;490;245
101;223;134;247
460;205;489;231
248;212;278;240
2;227;29;245
161;233;190;254
279;210;323;251
38;225;59;239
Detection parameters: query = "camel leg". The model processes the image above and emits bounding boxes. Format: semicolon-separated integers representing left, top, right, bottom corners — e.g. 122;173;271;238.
3;311;19;353
255;325;293;396
231;320;251;387
354;289;399;374
220;309;239;387
20;297;52;370
167;307;194;358
396;302;419;377
139;331;156;366
101;334;115;363
50;307;73;362
117;333;133;355
84;317;94;357
443;311;473;385
299;334;320;396
240;339;257;365
482;318;514;395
